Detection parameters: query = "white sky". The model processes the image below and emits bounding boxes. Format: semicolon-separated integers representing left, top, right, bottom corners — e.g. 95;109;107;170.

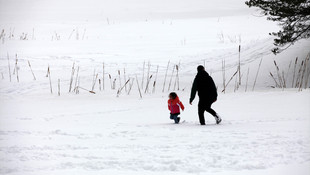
0;0;255;22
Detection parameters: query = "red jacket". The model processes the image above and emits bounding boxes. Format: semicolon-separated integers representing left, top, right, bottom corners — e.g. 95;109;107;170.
168;96;185;114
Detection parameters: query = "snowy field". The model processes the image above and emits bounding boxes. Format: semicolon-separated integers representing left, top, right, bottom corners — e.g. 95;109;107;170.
0;90;310;175
0;0;310;174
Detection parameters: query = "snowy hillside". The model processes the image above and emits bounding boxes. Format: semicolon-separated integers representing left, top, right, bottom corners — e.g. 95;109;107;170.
0;0;310;175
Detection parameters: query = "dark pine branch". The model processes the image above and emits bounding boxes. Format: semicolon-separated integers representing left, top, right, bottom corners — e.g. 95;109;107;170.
245;0;310;54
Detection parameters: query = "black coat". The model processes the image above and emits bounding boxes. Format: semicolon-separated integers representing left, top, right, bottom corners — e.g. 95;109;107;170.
190;71;217;103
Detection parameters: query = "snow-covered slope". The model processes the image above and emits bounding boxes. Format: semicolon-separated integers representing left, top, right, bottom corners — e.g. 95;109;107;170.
0;0;310;174
0;90;310;175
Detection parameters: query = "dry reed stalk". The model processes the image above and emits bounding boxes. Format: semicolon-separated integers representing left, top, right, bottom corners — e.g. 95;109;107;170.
144;75;153;93
117;79;130;96
76;77;80;94
92;73;98;91
304;55;310;88
124;68;127;92
128;78;135;95
269;72;279;88
102;63;105;90
162;60;170;92
252;58;263;91
222;59;226;93
118;70;122;89
7;53;11;82
174;62;180;90
79;86;95;94
238;45;241;85
168;64;175;91
28;60;36;80
15;55;19;82
141;61;145;89
274;60;283;88
58;79;60;96
234;73;238;92
136;75;142;98
69;62;75;92
292;57;298;87
222;69;238;92
82;29;86;40
73;66;79;93
285;60;292;87
295;60;304;88
113;78;116;89
68;29;75;40
145;61;150;91
299;55;309;91
108;74;113;89
245;67;249;92
48;65;52;94
152;65;159;93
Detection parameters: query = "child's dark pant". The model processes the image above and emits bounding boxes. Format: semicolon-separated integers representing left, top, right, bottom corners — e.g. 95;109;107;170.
198;100;217;125
170;114;180;124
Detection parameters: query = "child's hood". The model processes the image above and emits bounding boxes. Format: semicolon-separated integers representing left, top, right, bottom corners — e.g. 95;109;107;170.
168;96;180;103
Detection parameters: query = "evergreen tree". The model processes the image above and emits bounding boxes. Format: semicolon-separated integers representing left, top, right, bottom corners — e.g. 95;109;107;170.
245;0;310;54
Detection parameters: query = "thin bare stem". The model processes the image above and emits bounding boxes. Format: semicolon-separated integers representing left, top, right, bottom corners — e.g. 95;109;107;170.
162;60;170;92
252;58;263;91
28;60;36;80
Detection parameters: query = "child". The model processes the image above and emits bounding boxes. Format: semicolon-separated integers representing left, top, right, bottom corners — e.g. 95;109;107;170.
168;92;185;124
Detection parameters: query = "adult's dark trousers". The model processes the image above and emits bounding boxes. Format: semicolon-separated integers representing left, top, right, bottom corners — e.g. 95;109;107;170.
198;100;217;125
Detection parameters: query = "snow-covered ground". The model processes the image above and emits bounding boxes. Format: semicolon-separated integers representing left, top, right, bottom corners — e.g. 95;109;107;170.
1;90;310;175
0;0;310;174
